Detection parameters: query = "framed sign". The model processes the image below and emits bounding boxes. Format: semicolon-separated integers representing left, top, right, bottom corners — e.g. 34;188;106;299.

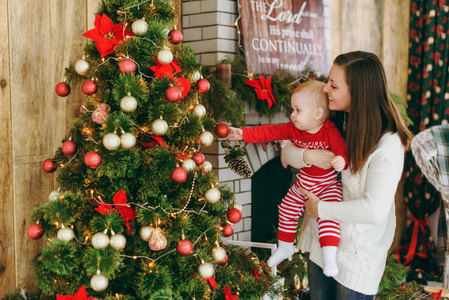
239;0;328;76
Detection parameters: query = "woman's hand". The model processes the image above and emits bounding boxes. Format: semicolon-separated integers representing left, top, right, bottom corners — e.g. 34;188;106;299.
298;187;320;218
303;149;335;169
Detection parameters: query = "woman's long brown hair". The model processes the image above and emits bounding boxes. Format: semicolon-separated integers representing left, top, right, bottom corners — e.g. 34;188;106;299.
334;51;414;174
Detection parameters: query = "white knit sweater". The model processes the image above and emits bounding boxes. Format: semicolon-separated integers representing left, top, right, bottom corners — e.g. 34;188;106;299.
296;132;405;295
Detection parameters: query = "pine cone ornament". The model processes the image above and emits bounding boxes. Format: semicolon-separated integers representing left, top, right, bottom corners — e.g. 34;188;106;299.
224;145;252;178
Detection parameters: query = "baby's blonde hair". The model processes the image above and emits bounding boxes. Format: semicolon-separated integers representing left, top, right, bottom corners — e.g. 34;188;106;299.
293;80;329;118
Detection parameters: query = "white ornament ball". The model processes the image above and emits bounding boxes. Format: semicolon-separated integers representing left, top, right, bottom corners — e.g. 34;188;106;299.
199;131;214;147
230;202;243;212
49;190;61;202
90;273;109;292
120;95;138;112
109;233;127;250
205;187;221;204
103;132;121;150
189;70;202;83
182;158;196;171
139;226;154;241
193;104;206;118
212;246;227;262
132;19;148;35
198;262;215;279
151;118;168;135
92;232;110;249
202;160;212;173
75;58;90;75
57;227;75;242
121;132;136;149
157;48;173;65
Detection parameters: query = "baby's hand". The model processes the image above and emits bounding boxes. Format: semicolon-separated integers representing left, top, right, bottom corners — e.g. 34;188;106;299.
331;155;346;172
228;127;244;140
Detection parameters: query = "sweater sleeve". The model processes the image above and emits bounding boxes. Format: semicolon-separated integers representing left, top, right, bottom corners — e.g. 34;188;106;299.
318;134;404;225
327;122;348;164
242;123;293;143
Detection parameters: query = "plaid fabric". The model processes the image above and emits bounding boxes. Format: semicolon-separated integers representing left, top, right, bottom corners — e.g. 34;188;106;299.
431;124;449;189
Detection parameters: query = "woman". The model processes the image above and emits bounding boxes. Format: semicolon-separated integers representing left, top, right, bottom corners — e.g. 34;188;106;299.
281;51;413;299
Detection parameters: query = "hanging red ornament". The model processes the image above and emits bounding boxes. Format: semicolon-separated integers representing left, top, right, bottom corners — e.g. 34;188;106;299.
192;152;205;165
165;86;182;103
82;79;97;95
219;254;229;266
55;82;71;97
222;223;234;237
62;140;77;156
84;151;101;168
119;59;136;74
177;238;194;255
214;123;230;138
196;78;210;94
42;159;56;173
169;28;183;44
227;208;242;224
171;167;188;183
27;223;44;240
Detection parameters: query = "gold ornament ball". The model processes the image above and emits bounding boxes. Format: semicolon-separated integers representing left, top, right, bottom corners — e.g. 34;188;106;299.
57;227;75;242
202;160;212;173
109;233;126;250
199;131;214;147
152;118;168;135
120;95;138;112
212;246;227;262
103;132;121;150
92;232;110;249
120;132;136;149
140;226;154;241
193;104;206;118
75;58;90;75
198;262;215;279
182;158;196;171
90;273;109;292
205;187;221;204
132;19;148;35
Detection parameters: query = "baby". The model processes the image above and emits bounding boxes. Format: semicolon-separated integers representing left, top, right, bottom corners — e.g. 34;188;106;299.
228;80;347;277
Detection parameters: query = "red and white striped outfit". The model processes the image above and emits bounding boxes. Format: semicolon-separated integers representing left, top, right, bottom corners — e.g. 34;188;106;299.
241;119;347;248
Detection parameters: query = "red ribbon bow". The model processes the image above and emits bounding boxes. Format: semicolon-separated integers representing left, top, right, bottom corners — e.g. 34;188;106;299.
222;284;239;300
141;135;187;160
94;190;136;234
150;57;182;79
203;276;218;291
430;289;442;300
56;286;96;300
251;269;267;279
402;215;429;265
245;75;276;109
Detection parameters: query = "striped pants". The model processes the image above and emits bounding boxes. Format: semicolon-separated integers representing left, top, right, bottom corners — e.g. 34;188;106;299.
277;169;342;247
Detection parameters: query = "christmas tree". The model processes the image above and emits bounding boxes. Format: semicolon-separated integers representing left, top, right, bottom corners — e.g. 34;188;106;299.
26;1;276;299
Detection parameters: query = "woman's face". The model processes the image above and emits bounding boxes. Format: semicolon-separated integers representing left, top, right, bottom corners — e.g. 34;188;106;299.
323;64;351;112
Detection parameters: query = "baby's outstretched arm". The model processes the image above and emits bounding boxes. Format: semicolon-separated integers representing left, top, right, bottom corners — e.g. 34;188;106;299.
228;127;244;140
331;155;346;172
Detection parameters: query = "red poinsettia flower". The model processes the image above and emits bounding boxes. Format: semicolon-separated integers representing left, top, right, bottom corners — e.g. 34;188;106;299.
222;284;239;300
245;75;276;109
150;57;182;79
95;190;136;234
83;14;132;57
56;286;96;300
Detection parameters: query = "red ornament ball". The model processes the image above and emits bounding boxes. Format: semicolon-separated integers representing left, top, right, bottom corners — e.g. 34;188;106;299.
177;239;193;255
81;79;97;95
219;254;229;266
192;152;205;165
84;151;102;168
169;29;183;44
27;223;44;240
62;140;77;156
196;79;210;94
55;82;71;97
227;208;242;224
171;167;188;183
119;59;137;74
214;123;230;138
42;159;56;173
222;223;234;237
165;86;182;103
